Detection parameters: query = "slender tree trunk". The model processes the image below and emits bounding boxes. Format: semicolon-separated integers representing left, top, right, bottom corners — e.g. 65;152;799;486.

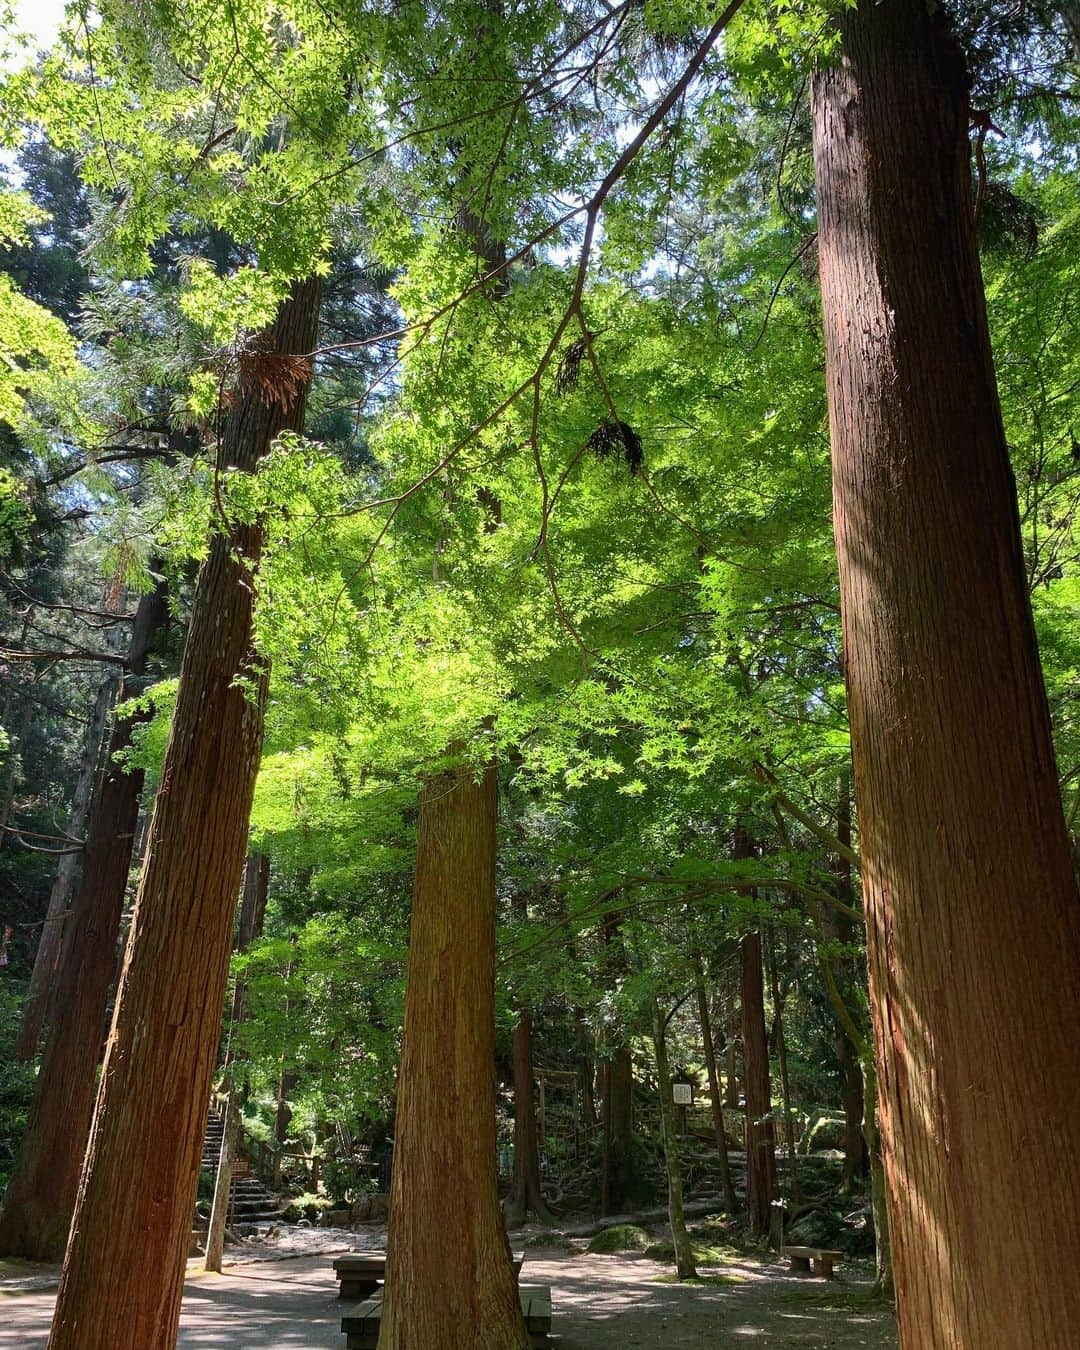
599;912;636;1212
0;580;169;1261
837;1036;866;1193
380;747;529;1349
238;851;270;952
651;998;697;1281
736;831;776;1239
692;954;737;1212
47;280;319;1350
204;1093;238;1274
575;1009;597;1130
14;670;117;1061
831;776;868;1193
740;924;777;1239
765;931;799;1204
506;1007;554;1225
812;4;1080;1342
724;1032;740;1110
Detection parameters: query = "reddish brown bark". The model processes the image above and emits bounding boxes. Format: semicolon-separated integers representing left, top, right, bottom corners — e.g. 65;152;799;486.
813;3;1080;1342
0;580;168;1261
380;749;529;1349
47;280;319;1349
13;669;117;1062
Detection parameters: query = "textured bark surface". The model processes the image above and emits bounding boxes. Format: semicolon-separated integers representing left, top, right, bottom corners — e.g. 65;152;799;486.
0;581;168;1261
379;753;529;1350
812;3;1080;1343
651;1000;697;1282
13;670;117;1062
602;1041;635;1213
693;957;737;1212
47;280;319;1350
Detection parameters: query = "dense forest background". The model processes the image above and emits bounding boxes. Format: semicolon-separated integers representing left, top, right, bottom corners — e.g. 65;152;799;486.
0;1;1078;1346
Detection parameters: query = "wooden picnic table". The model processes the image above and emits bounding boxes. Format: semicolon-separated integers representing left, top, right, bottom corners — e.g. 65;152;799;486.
341;1285;551;1348
333;1249;525;1299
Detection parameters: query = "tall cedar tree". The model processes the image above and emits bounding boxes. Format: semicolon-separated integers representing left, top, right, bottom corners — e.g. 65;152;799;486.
380;751;530;1349
812;1;1080;1341
13;668;118;1061
47;279;320;1350
0;580;168;1259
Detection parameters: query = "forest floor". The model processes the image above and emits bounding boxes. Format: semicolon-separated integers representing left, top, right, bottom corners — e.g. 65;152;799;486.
0;1224;897;1348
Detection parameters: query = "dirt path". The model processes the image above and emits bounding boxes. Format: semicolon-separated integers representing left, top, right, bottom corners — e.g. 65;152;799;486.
0;1245;895;1348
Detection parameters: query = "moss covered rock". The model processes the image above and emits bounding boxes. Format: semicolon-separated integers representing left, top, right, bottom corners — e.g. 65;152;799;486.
586;1224;651;1254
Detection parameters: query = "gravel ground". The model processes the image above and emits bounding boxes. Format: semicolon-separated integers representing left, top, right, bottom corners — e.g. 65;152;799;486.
0;1237;896;1348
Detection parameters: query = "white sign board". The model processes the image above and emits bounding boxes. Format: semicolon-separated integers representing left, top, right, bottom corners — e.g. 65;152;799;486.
672;1082;693;1106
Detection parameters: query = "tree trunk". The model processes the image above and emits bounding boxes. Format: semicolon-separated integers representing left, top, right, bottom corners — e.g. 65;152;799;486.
204;1093;237;1274
724;1032;740;1110
692;955;738;1212
812;4;1080;1342
47;279;319;1350
740;925;776;1239
13;669;117;1061
837;1036;866;1193
0;579;168;1261
380;748;529;1350
831;775;868;1193
651;998;697;1281
575;1008;597;1130
604;1040;635;1212
506;1007;554;1225
765;931;799;1205
598;911;637;1213
238;851;270;953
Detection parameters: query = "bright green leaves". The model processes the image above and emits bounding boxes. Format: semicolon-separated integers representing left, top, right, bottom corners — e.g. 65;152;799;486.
0;183;84;433
178;260;286;344
18;0;376;281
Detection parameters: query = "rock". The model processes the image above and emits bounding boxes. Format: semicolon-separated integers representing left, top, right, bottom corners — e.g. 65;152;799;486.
351;1196;372;1222
323;1208;351;1227
586;1224;651;1254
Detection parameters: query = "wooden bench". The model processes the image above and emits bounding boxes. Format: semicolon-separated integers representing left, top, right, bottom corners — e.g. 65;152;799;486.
785;1245;842;1278
334;1253;386;1300
333;1250;525;1299
341;1285;551;1348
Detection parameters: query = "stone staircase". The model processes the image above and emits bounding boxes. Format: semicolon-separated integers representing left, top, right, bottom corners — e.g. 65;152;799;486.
201;1110;290;1225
